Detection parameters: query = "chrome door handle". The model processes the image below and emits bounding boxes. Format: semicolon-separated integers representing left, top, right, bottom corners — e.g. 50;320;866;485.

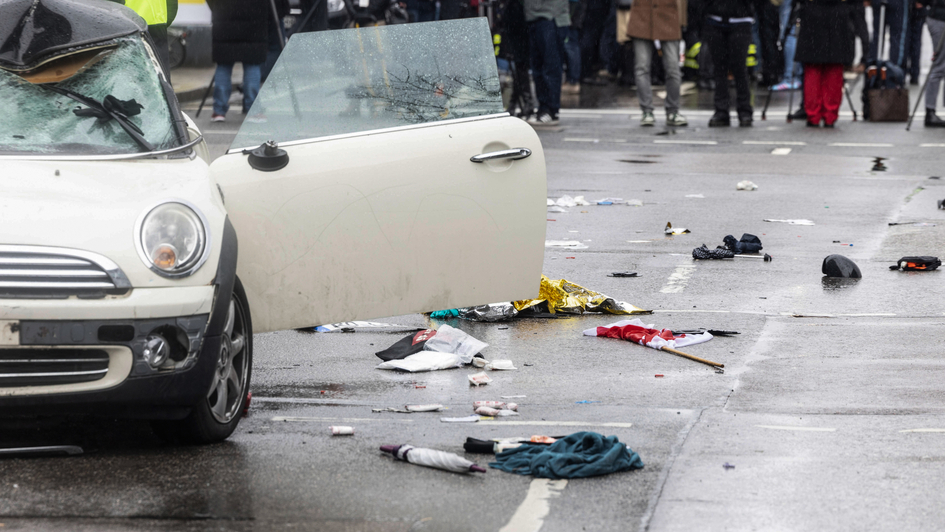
470;148;532;163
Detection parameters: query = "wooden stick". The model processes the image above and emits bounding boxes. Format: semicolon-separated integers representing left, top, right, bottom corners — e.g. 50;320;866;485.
660;346;724;369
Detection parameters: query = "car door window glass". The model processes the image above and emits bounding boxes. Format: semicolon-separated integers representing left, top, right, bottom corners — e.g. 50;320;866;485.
0;36;179;155
230;18;504;152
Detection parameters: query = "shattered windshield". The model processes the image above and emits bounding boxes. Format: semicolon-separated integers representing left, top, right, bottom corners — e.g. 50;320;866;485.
0;35;180;155
231;18;504;151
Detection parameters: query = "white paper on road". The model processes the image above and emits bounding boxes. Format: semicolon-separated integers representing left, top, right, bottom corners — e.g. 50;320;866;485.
376;352;462;372
423;324;487;364
763;219;815;226
545;240;589;249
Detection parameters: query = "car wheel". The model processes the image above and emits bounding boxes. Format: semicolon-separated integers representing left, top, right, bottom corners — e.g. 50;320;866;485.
152;277;252;444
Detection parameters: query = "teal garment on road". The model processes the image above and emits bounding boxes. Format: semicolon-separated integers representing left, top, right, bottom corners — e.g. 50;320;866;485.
489;432;644;479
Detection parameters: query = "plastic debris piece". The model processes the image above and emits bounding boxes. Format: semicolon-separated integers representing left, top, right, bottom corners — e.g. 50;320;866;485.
575;400;600;404
422;324;488;364
548;206;569;213
474;400;506;409
315;321;421;333
429;309;459;319
331;426;354;435
468;372;492;386
685;194;705;198
627;199;644;207
736;180;758;190
665;222;690;235
764;218;815;225
655;374;664;378
376;352;463;372
723;462;736;470
495;409;520;417
584;318;714;351
472;357;488;368
485;359;517;371
441;415;481;423
406;404;446;412
608;272;639;277
505;403;519;411
475;406;501;416
822;255;862;278
376;329;438;361
889;256;941;271
545;240;589;249
513;275;650;316
373;407;413;413
381;444;486;473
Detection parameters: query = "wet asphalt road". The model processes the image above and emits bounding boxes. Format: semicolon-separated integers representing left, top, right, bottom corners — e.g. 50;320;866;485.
2;91;945;532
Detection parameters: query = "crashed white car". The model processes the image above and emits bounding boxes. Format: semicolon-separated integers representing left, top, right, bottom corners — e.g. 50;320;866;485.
0;1;545;442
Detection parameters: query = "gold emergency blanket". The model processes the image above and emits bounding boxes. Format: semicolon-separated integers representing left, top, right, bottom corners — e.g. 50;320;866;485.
513;275;650;315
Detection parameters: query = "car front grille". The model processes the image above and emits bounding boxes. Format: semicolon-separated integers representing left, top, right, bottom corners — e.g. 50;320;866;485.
0;245;131;299
0;348;110;387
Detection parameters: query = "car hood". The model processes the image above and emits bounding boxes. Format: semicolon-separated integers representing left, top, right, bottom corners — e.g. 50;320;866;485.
0;157;226;288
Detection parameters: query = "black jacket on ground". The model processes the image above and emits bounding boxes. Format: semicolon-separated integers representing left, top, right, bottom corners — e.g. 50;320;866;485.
207;0;269;64
703;0;754;20
794;0;855;65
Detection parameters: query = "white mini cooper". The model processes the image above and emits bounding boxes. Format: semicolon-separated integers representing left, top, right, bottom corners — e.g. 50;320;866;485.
0;0;545;442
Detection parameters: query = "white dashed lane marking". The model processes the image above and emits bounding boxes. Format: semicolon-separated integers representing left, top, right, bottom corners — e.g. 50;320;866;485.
500;479;568;532
653;140;718;145
771;148;792;155
756;425;837;432
829;142;895;147
743;140;807;145
660;263;697;294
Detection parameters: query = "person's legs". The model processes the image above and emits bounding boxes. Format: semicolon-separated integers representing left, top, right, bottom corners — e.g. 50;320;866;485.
906;8;926;81
212;63;234;116
728;23;753;119
601;4;618;75
853;3;870;65
564;27;582;84
661;39;682;115
580;7;606;79
887;0;908;66
926;19;945;110
704;24;731;112
804;64;824;124
634;38;655;113
242;63;262;113
529;19;563;116
822;64;843;125
870;4;882;61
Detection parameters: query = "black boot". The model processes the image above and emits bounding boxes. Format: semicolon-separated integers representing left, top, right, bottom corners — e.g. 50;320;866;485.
926;109;945;127
738;113;753;127
708;111;731;127
790;107;807;120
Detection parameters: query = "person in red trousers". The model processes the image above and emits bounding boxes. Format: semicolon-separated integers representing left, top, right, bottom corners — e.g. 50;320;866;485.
794;0;856;127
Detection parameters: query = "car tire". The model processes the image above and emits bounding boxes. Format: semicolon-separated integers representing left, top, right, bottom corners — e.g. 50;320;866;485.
152;277;252;444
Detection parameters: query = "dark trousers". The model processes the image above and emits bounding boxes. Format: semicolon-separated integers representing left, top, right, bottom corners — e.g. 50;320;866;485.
529;18;567;116
905;8;927;80
871;0;908;66
704;22;753;116
580;2;616;78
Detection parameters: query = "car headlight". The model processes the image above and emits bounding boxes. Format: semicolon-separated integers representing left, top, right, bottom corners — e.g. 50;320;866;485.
135;200;210;278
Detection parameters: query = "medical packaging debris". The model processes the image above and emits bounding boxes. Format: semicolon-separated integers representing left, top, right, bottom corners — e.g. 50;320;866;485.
375;325;488;372
665;222;691;235
376;351;463;372
469;372;492;386
822;255;862;278
475;406;501;416
485;360;516;371
441;415;481;423
596;197;624;205
380;444;486;473
764;218;815;225
609;272;639;277
422;324;487;363
584;318;723;369
736;180;758;190
474;401;518;411
464;436;558;454
889;256;941;271
314;321;422;333
330;426;354;435
489;432;644;479
375;329;437;361
548;195;591;207
430;276;650;322
546;240;589;249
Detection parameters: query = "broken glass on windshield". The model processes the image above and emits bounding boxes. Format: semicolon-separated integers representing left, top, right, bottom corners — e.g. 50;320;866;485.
230;18;504;151
0;36;179;155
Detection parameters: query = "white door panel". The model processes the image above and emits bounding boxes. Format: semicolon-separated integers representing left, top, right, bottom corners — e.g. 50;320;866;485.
211;116;546;333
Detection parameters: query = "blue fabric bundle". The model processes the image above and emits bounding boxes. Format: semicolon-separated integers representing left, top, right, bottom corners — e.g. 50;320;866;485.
488;432;644;479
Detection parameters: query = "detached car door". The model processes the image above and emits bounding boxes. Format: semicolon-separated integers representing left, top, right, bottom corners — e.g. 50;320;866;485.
210;19;546;333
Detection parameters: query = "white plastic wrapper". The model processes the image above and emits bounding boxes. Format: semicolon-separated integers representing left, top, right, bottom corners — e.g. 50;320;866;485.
405;404;445;412
485;359;516;371
423;324;488;364
330;426;354;435
468;371;492;386
376;351;462;372
504;403;518;411
494;409;520;417
473;401;506;409
475;406;500;416
472;357;488;368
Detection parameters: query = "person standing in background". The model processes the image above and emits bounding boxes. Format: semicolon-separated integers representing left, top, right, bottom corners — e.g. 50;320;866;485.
770;0;800;90
795;0;855;127
871;0;909;66
904;1;927;83
525;0;571;124
124;0;177;77
918;0;945;125
563;0;585;95
704;0;755;127
207;0;268;122
626;0;688;126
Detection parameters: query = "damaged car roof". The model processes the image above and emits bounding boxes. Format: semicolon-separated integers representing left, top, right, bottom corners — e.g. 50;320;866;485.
0;0;145;72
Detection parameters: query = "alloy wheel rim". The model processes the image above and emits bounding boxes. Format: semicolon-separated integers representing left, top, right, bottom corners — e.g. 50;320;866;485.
207;296;248;423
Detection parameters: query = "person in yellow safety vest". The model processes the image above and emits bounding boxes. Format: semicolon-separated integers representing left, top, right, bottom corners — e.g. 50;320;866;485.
123;0;178;77
683;41;757;72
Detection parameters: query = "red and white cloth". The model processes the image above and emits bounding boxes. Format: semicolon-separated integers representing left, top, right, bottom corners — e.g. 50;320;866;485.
583;319;713;350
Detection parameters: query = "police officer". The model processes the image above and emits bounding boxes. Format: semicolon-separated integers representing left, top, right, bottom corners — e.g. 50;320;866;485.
124;0;178;76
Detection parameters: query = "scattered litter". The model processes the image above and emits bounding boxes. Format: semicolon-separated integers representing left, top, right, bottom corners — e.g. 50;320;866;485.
674;329;739;337
547;198;555;206
912;222;937;227
464;435;559;454
546;240;589;249
472;357;488;368
431;303;518;322
889;256;941;271
381;444;486;473
441;415;481;423
685;194;705;198
495;409;520;417
423;324;488;363
474;401;506;409
523;363;534;366
550;195;591;207
415;385;426;389
489;432;644;479
314;321;422;333
566;256;576;259
406;404;446;412
627;199;644;207
723;234;763;254
692;244;734;260
585;318;722;369
485;359;517;371
764;219;814;225
665;222;690;235
330;426;354;435
736;180;758;191
502;395;527;399
0;445;83;457
938;199;944;209
575;400;600;404
373;407;413;413
469;372;492;386
626;240;652;243
548;206;569;213
723;462;736;470
375;329;438;361
609;272;639;277
376;352;463;372
655;374;664;378
822;254;862;278
515;275;650;315
476;406;501;416
595;197;624;205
